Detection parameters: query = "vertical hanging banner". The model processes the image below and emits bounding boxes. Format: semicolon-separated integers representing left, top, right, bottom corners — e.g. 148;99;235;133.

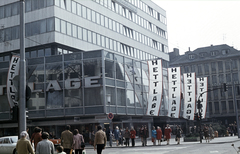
7;55;20;108
183;73;196;120
146;59;163;116
197;77;208;119
168;67;181;118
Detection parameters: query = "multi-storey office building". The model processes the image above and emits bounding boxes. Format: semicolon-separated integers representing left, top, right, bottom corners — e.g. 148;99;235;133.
0;0;169;139
169;44;240;126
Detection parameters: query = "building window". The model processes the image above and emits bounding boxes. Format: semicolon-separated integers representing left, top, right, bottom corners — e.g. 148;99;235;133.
222;49;229;55
214;102;219;114
188;54;195;59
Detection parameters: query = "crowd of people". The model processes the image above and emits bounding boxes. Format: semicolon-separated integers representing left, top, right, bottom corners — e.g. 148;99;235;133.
15;125;87;154
15;124;185;154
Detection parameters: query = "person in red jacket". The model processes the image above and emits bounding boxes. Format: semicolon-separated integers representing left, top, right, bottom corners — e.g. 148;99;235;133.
130;126;136;147
156;126;162;145
164;124;172;145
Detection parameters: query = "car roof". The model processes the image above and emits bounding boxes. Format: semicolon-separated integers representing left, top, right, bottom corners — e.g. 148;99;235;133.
0;136;18;139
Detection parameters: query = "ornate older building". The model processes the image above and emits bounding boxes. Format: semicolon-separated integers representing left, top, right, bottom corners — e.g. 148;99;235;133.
169;44;240;125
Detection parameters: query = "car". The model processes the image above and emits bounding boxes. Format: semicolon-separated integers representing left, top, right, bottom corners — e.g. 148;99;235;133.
49;138;61;147
0;136;18;154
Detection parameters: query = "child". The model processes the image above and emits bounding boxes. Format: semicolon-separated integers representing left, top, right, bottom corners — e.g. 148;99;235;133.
56;146;66;154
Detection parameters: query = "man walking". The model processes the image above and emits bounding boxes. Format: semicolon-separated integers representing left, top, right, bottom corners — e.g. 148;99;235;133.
36;132;55;154
16;131;34;154
94;125;107;154
61;125;73;154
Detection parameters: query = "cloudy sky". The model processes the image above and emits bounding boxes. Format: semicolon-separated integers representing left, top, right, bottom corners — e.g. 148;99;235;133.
152;0;240;55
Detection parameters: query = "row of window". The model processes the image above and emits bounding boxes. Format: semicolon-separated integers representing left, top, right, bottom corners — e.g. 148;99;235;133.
0;17;54;43
91;0;167;38
55;18;157;60
0;0;54;19
183;59;239;76
189;49;231;59
125;0;167;24
55;0;167;52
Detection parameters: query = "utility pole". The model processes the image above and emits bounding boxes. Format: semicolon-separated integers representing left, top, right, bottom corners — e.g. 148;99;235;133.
19;0;26;135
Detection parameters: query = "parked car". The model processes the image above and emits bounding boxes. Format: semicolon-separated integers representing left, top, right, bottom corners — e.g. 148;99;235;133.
0;136;18;154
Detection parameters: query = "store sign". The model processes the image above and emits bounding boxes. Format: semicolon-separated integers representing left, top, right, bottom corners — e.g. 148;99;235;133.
197;77;208;119
183;73;196;120
168;67;181;118
7;55;20;108
1;76;101;97
146;59;163;116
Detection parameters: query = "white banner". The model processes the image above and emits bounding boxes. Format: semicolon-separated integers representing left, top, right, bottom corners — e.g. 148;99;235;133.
168;67;181;118
146;59;163;116
196;77;208;119
7;55;20;108
183;73;196;120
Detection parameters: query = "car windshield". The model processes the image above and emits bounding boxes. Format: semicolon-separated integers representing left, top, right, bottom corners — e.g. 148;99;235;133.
11;137;18;143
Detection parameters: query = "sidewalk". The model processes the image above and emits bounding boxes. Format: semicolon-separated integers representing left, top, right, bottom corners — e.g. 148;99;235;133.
85;136;240;149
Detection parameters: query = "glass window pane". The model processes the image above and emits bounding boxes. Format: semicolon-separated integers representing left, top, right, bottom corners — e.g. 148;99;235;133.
100;15;104;26
117;88;126;106
55;18;60;32
5;4;11;17
83;59;102;77
32;21;40;35
67;22;72;36
12;2;19;16
78;27;82;39
83;28;87;41
38;49;44;57
92;11;96;22
39;19;47;34
61;20;66;34
97;34;101;46
105;17;108;28
77;3;82;16
72;1;77;14
101;35;105;47
72;24;77;37
32;0;38;10
47;18;54;32
12;26;20;40
87;30;92;43
87;8;91;20
47;0;54;6
105;60;114;78
4;28;11;41
45;48;51;56
31;50;37;58
92;32;96;44
96;13;100;24
0;6;4;19
82;6;86;18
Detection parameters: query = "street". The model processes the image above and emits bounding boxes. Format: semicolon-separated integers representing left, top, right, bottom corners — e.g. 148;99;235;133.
83;136;240;154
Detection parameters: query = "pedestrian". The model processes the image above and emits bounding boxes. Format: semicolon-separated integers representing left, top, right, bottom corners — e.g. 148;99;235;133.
56;146;66;154
31;127;42;151
142;125;149;146
119;128;124;146
209;124;214;140
203;125;209;143
139;126;144;146
36;132;55;154
94;125;107;154
130;127;136;147
114;126;120;146
164;124;172;145
61;125;73;154
176;125;182;144
106;127;113;147
124;127;130;147
156;126;162;145
16;131;34;154
73;129;85;154
151;126;157;145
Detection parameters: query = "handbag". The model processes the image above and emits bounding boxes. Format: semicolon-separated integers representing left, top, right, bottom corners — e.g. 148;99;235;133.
81;136;85;148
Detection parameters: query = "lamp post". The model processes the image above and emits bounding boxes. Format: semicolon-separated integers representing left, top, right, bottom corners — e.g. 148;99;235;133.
19;0;26;135
106;94;112;147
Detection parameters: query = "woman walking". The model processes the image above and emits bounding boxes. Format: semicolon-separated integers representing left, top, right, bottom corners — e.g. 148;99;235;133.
73;129;85;154
130;127;136;147
156;126;162;145
176;125;182;144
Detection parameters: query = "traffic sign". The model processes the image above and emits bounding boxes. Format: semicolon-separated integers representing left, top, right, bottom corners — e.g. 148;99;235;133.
108;112;114;120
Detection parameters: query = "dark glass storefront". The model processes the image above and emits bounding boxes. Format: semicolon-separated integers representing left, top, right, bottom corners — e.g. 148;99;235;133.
0;45;169;139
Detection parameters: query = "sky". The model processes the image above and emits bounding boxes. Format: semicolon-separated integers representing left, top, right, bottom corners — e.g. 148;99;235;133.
152;0;240;55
